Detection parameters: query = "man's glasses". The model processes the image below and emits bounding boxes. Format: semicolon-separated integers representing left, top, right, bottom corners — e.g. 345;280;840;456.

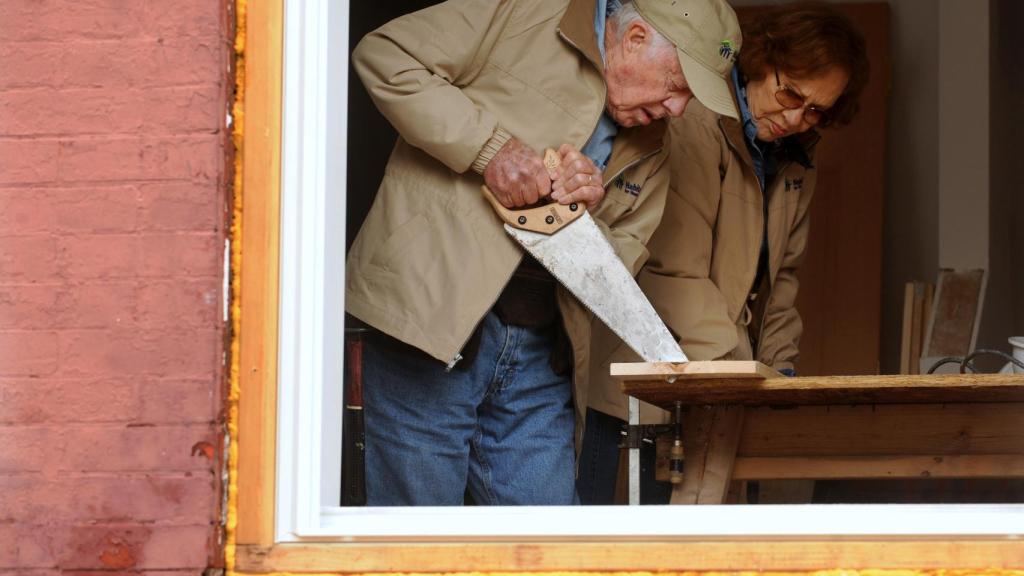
773;68;831;127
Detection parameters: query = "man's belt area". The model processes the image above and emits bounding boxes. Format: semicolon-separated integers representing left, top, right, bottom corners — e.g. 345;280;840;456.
361;256;570;373
493;256;558;328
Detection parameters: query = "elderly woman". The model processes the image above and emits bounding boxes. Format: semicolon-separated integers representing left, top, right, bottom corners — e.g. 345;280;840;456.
579;1;870;504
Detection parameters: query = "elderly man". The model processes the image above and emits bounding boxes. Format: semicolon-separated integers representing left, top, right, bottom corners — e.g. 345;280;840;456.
348;0;740;506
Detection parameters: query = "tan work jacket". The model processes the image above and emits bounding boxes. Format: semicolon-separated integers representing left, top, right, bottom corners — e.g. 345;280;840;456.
589;94;818;422
347;0;671;441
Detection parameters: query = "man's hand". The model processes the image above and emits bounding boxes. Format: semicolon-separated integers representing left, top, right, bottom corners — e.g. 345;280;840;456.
483;138;553;208
548;144;604;208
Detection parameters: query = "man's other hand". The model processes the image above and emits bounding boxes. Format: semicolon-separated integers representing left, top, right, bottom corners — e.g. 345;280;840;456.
548;144;604;208
483;138;553;208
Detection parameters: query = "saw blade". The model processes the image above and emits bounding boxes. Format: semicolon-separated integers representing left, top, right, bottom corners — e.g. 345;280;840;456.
505;213;687;363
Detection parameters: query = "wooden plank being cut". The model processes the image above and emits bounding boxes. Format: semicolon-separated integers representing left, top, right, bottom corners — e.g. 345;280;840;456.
611;360;779;381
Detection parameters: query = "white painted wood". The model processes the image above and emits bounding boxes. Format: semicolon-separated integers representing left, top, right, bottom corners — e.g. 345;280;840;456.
275;0;1020;545
296;504;1024;540
277;0;348;540
628;395;640;506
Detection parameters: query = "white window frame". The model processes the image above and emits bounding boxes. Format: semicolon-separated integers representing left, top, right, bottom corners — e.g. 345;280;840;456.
273;0;1024;544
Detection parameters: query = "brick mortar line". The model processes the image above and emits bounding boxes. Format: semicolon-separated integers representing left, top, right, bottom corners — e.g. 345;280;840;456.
0;280;217;286
0;280;222;286
0;179;223;188
0;38;226;45
0;232;222;238
0;35;229;43
0;130;224;140
0;83;222;93
0;471;215;478
0;133;222;141
0;422;219;430
2;83;230;91
0;179;214;189
0;421;219;427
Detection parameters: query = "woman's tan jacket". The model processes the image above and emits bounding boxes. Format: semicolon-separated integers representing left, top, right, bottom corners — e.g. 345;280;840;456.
589;95;819;422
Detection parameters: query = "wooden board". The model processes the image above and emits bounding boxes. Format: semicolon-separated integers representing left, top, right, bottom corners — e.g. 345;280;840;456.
236;0;284;547
900;281;935;374
235;540;1024;572
923;268;986;358
732;455;1024;480
737;403;1024;457
617;369;1024;410
670;405;745;504
611;360;779;381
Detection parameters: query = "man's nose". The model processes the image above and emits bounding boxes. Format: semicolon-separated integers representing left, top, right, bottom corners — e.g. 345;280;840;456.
664;93;692;117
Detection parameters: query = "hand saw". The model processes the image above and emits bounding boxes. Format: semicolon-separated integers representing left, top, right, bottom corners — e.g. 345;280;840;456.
481;149;687;363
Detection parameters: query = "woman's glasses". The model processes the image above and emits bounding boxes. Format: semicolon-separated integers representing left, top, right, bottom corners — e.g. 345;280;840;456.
773;69;831;127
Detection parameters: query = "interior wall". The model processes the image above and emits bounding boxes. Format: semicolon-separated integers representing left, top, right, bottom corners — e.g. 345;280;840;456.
983;0;1024;358
937;1;989;271
879;0;940;373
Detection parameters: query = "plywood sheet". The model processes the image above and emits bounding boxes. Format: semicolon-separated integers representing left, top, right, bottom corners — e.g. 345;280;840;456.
924;268;986;357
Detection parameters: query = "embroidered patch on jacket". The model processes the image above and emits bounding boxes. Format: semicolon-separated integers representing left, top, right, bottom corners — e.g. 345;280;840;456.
614;176;641;196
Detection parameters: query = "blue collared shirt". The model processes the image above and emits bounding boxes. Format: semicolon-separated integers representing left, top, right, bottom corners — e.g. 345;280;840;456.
733;66;774;191
734;67;775;312
580;0;621;171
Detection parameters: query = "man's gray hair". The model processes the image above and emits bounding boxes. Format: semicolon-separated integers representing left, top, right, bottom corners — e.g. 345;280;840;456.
608;1;676;58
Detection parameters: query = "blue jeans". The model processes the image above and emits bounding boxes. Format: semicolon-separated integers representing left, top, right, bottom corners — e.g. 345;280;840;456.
576;408;672;505
362;311;577;505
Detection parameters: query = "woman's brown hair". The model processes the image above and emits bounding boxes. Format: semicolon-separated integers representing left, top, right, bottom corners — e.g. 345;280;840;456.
738;1;869;126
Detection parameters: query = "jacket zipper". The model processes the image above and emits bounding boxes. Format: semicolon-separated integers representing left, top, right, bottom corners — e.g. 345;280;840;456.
719;120;820;356
718;119;776;327
445;256;522;371
602;147;662;187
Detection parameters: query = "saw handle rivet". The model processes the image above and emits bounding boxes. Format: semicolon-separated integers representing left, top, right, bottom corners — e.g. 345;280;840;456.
517;216;527;225
569;203;579;212
545;215;555;224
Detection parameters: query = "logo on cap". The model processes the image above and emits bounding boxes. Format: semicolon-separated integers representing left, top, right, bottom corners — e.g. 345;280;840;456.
719;40;737;62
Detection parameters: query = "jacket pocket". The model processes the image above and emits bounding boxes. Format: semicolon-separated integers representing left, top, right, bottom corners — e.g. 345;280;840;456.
369;213;430;273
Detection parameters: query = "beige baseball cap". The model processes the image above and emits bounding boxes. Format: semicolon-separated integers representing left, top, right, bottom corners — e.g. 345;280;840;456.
632;0;742;119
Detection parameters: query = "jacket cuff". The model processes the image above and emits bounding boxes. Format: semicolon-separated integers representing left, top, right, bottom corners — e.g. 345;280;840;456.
470;126;513;175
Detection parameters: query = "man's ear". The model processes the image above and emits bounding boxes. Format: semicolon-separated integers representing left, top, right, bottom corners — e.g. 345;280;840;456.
622;21;651;56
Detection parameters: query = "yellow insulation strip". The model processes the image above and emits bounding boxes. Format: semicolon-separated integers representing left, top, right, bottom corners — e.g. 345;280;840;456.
225;0;246;573
230;565;1015;569
222;2;1021;576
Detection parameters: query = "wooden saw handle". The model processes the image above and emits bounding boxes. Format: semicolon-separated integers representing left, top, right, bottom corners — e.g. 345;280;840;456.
480;148;585;235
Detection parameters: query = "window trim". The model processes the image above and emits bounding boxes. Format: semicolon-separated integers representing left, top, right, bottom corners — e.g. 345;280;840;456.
231;0;1024;571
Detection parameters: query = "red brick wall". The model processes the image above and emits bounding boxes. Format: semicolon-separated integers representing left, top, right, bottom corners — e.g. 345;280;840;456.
0;0;231;572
